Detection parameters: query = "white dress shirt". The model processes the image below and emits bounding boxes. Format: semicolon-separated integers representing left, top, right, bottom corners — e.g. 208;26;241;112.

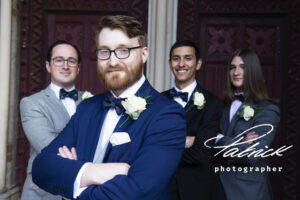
50;83;76;117
73;75;146;198
172;80;197;108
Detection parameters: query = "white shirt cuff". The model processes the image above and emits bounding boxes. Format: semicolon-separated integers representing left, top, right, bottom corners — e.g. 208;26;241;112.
215;134;224;143
73;162;91;198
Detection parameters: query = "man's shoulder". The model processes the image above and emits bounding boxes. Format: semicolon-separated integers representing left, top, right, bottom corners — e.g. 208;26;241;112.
21;88;49;104
196;86;222;105
147;90;185;115
161;89;171;97
76;93;105;109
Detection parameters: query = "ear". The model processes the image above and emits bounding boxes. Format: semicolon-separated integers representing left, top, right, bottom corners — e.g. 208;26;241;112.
196;59;202;70
141;47;149;64
46;61;51;73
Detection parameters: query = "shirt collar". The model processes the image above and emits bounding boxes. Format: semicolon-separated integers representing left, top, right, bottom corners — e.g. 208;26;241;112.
50;82;75;99
174;80;197;101
111;75;146;99
234;92;244;95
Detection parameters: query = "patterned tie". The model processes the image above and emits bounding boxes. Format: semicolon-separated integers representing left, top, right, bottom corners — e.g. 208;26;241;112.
103;92;126;115
234;94;245;102
169;88;188;102
59;88;78;101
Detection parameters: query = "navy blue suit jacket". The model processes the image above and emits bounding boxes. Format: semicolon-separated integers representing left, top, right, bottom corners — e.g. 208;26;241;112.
32;80;186;200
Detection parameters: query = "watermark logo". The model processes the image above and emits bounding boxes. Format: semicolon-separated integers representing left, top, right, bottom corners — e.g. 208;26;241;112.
204;124;293;158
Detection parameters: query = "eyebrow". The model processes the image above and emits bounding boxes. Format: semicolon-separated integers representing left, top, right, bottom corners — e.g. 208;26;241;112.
98;43;133;49
172;54;193;57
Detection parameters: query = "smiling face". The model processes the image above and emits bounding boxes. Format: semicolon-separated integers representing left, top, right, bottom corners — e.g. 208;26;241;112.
169;46;202;89
96;28;148;96
46;44;80;90
229;56;244;93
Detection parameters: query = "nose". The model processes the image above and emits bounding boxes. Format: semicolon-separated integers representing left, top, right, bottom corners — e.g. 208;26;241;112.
108;52;119;67
179;58;184;67
233;67;241;75
62;61;70;69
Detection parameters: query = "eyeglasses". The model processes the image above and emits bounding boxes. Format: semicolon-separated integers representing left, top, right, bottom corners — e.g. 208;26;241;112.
95;46;142;60
51;57;79;67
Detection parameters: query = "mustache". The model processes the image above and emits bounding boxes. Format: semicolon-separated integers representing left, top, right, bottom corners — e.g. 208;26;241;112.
105;66;125;73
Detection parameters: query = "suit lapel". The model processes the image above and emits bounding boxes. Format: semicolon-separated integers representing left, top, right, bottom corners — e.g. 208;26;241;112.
103;80;153;161
184;85;202;112
75;90;84;106
44;86;70;120
225;102;249;136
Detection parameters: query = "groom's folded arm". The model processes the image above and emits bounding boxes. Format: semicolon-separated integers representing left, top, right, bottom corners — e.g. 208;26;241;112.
32;112;86;198
78;103;186;200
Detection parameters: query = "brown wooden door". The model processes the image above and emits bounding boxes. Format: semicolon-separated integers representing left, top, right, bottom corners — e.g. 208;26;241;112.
46;14;106;94
177;0;300;199
18;0;148;190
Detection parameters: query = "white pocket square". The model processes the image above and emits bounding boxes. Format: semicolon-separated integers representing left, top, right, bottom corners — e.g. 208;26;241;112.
110;132;131;146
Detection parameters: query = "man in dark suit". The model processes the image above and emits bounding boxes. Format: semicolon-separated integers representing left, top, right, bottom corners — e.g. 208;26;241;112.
32;15;186;200
162;40;224;200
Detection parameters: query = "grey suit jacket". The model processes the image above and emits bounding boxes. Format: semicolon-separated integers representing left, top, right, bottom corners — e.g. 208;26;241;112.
20;85;83;200
217;101;279;200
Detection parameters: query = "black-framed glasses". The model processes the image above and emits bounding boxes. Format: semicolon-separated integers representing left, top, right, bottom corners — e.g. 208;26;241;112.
51;57;79;67
95;46;142;60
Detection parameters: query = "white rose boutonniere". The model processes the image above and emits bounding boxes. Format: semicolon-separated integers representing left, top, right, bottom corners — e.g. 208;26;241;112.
237;104;258;121
185;90;206;112
121;95;147;120
193;91;206;109
82;91;94;100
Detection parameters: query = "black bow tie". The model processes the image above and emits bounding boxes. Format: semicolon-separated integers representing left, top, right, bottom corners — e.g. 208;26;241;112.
59;88;78;101
103;92;126;115
234;94;245;102
170;88;188;102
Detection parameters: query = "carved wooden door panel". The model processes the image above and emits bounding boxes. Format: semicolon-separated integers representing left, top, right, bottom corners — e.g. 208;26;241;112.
177;1;300;199
18;0;148;190
46;14;106;94
197;17;283;101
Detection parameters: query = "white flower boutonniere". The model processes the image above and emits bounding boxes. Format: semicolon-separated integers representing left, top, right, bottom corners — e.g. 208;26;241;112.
237;104;258;121
193;91;206;109
185;90;206;112
82;91;94;100
121;95;147;120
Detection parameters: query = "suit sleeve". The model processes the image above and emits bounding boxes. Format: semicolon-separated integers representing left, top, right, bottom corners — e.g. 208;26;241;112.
180;96;223;165
78;103;186;200
20;97;60;153
32;102;87;198
216;103;280;166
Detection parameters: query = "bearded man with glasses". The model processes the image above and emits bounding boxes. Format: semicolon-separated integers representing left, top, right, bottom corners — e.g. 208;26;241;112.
32;15;186;200
20;40;84;200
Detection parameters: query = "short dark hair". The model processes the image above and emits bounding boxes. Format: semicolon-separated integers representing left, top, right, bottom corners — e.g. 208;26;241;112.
224;48;269;105
169;40;200;61
95;15;147;47
46;40;81;64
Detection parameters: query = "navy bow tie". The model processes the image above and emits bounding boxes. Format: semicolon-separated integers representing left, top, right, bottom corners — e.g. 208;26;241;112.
169;88;188;102
103;92;126;115
59;88;78;101
234;94;245;102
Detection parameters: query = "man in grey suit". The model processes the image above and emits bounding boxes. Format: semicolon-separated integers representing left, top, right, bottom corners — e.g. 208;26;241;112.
20;40;84;200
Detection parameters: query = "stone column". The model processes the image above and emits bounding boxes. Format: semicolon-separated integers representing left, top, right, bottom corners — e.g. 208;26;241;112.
0;0;20;199
147;0;178;92
0;0;12;191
